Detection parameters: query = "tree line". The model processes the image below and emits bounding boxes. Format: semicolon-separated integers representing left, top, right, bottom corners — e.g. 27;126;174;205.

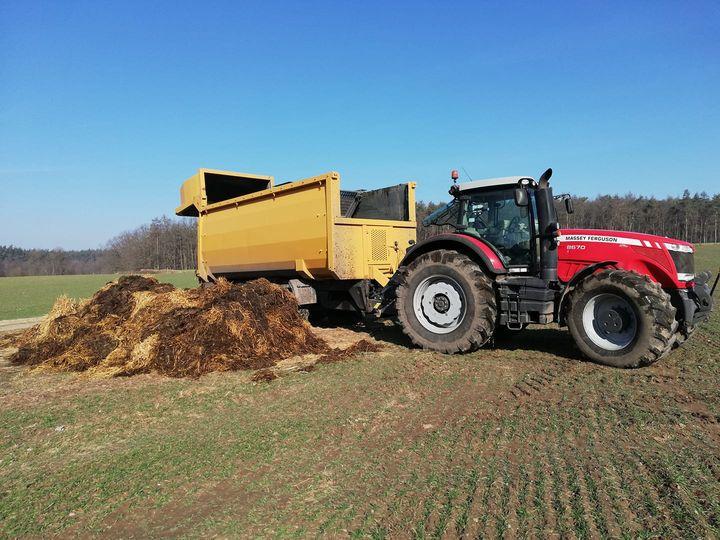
1;217;197;277
1;190;718;277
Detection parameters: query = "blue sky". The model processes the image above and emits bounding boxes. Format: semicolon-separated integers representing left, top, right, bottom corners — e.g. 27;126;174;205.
1;1;718;249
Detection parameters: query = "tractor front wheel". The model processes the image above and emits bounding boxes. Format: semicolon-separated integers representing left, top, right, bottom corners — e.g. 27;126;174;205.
566;269;676;368
396;249;497;353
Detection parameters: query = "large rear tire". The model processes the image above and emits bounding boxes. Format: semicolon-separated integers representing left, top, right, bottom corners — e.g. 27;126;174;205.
396;250;497;353
566;269;676;368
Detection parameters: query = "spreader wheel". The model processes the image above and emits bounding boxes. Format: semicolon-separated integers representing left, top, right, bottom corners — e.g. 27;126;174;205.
396;249;497;353
566;269;676;368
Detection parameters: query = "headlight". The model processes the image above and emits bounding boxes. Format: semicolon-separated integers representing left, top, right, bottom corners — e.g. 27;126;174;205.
664;242;693;253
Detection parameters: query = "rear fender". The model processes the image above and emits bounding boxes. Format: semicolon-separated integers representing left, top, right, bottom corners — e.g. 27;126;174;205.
399;233;507;276
558;260;617;325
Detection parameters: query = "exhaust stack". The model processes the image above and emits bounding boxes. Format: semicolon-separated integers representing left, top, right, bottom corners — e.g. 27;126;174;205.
535;168;559;283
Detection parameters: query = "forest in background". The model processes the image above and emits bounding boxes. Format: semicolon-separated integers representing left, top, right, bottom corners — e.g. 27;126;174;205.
1;217;197;277
2;190;719;277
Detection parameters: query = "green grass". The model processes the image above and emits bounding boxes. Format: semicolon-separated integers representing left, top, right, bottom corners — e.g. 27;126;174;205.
0;271;197;320
0;245;718;537
694;242;720;275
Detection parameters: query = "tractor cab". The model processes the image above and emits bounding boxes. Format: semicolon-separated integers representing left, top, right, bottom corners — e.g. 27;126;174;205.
454;176;537;271
423;170;569;278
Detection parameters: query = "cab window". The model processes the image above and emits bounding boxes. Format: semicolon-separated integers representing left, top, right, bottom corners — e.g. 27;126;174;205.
463;188;532;266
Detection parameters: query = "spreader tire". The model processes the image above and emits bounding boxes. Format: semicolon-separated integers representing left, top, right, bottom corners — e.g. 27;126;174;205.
567;269;676;368
396;249;497;353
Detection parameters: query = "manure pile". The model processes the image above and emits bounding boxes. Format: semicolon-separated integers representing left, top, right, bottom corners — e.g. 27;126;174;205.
10;276;331;378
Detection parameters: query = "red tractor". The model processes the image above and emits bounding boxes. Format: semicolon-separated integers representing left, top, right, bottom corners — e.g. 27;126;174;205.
394;169;714;367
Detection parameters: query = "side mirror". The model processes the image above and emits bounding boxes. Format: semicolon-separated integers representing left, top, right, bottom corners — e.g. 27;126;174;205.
565;197;574;214
514;188;529;207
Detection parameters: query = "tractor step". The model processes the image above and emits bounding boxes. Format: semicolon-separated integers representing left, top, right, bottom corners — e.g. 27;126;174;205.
497;276;557;326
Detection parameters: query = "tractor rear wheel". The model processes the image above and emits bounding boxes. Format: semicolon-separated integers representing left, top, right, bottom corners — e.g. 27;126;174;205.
396;249;497;353
566;269;676;368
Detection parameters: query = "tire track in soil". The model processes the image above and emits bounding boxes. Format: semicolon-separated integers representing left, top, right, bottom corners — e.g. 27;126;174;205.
508;367;564;402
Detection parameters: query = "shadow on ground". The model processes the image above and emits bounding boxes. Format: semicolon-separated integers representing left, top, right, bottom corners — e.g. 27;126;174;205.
311;312;584;361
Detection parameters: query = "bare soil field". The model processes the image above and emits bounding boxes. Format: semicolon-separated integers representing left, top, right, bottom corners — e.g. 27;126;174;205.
1;246;718;538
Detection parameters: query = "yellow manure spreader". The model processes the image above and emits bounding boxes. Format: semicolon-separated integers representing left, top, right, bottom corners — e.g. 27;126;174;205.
176;169;417;314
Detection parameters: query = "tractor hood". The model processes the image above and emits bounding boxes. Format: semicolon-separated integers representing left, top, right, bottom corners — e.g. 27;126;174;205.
557;228;695;288
558;229;693;252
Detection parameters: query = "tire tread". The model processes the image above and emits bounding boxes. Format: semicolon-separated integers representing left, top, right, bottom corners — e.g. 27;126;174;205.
567;269;676;368
396;249;497;353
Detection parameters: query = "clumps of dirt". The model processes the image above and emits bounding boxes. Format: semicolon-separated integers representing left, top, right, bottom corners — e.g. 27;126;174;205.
251;368;279;383
10;276;329;378
251;339;383;383
317;339;383;364
0;330;23;350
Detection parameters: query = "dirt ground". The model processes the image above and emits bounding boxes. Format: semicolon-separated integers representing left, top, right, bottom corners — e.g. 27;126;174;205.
1;306;719;538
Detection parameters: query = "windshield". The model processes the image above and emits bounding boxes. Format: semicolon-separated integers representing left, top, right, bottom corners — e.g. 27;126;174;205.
422;200;460;227
463;188;532;266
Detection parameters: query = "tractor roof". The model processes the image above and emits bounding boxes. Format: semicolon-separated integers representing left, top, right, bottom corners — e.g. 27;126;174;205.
456;176;534;192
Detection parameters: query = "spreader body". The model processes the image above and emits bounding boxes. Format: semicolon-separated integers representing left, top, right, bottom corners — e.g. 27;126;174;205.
176;169;417;287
